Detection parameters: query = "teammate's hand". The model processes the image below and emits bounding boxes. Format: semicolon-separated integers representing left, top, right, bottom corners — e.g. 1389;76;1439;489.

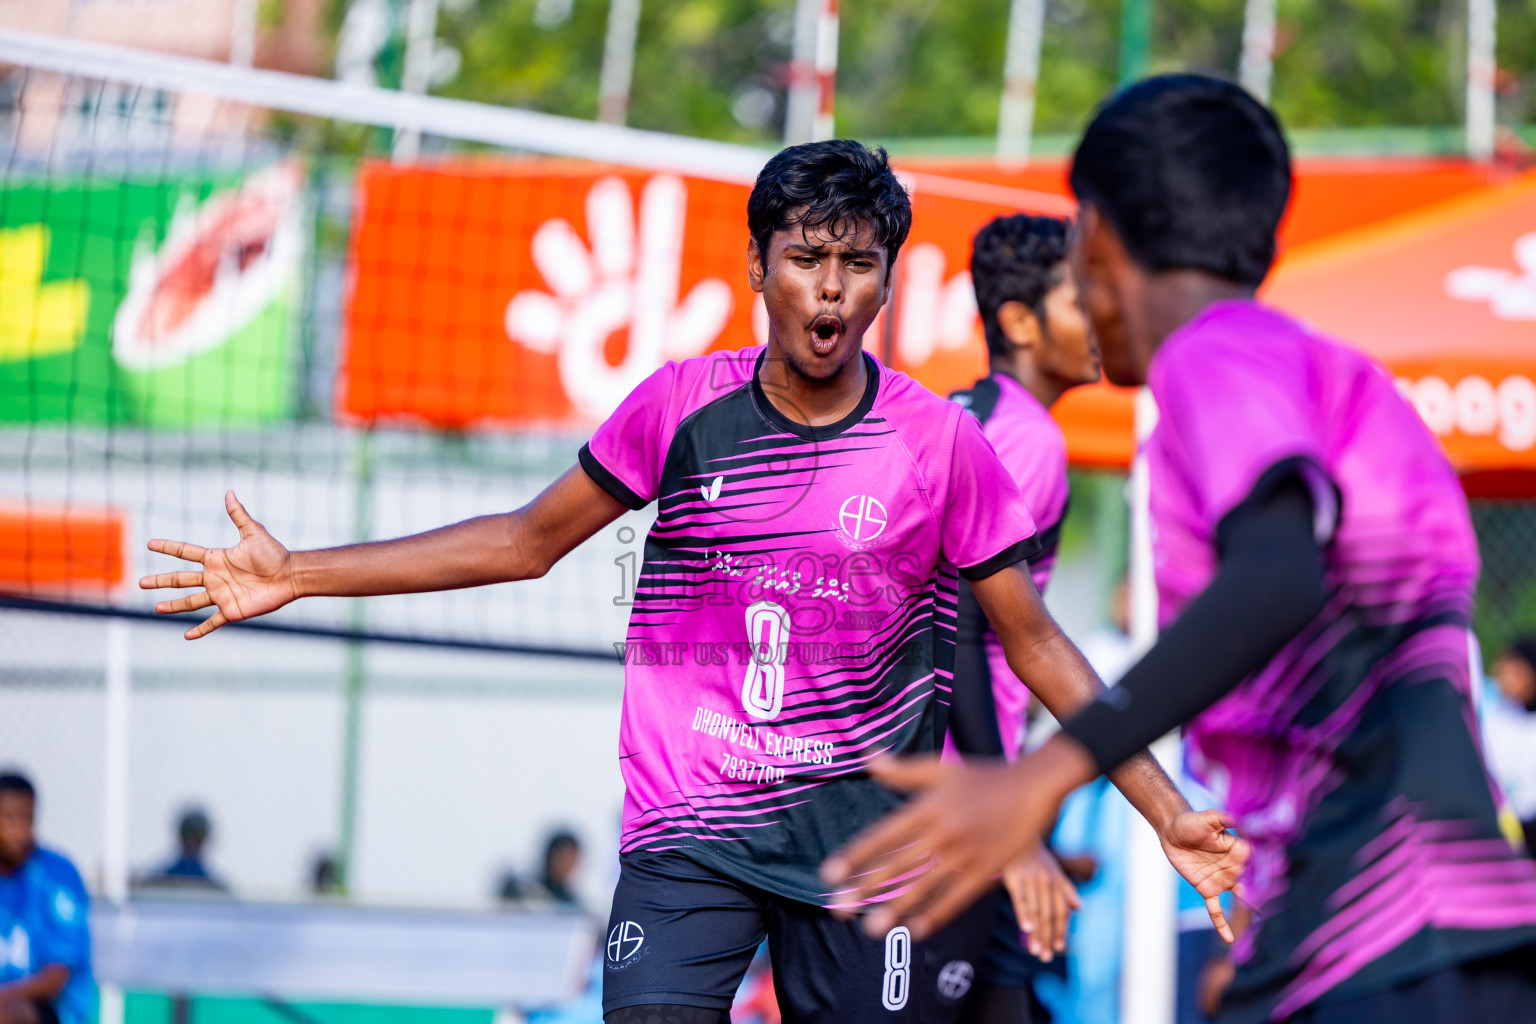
1159;809;1250;943
139;490;297;639
1003;846;1080;962
821;741;1088;940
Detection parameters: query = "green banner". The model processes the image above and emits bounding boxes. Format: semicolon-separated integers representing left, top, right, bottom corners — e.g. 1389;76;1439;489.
0;162;303;425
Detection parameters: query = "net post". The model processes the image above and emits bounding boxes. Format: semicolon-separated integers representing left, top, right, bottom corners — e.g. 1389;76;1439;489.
1466;0;1497;161
230;0;260;67
1238;0;1277;103
99;613;132;1024
103;616;131;904
598;0;643;126
1119;0;1151;85
811;0;839;142
1121;388;1178;1024
785;0;837;144
336;430;375;890
997;0;1045;163
393;0;441;161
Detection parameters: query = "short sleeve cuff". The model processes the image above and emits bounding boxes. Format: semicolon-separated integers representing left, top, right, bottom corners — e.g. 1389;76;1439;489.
958;534;1044;581
1024;515;1066;566
579;443;649;510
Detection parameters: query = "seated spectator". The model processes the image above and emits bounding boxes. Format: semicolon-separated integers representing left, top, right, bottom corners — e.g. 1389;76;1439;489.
528;831;582;909
309;855;341;897
0;772;93;1024
495;869;526;905
1484;638;1536;854
141;808;225;892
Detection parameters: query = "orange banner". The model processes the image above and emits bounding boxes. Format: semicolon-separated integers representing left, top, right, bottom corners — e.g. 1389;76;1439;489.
340;157;1529;478
0;498;124;590
1265;170;1536;474
340;160;1062;429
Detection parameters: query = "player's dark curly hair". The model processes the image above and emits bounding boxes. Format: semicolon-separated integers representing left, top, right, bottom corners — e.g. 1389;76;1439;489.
970;214;1071;358
1070;73;1291;287
748;139;912;280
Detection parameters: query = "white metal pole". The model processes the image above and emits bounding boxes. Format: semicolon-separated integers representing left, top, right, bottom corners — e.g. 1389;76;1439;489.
784;0;821;145
102;618;131;902
1238;0;1278;103
230;0;259;67
1121;388;1178;1024
1466;0;1497;160
809;0;839;142
393;0;440;161
98;616;131;1024
598;0;642;125
997;0;1045;162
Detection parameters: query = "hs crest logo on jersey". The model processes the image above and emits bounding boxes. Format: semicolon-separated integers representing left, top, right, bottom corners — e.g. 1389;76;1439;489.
838;494;888;545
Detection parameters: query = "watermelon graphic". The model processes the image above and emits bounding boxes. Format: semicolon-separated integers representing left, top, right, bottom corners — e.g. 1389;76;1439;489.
112;162;303;425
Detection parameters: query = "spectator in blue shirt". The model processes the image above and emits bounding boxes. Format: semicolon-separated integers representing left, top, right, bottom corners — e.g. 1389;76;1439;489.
142;808;225;892
0;772;93;1024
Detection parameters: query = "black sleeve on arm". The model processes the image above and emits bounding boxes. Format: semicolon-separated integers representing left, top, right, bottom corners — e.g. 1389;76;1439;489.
1059;468;1331;774
947;577;1006;757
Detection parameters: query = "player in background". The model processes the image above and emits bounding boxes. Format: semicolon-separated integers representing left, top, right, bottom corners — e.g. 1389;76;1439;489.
0;773;93;1024
139;139;1244;1024
823;75;1536;1022
945;215;1102;1022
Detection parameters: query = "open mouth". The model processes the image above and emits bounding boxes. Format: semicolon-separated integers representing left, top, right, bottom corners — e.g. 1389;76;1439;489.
810;314;844;355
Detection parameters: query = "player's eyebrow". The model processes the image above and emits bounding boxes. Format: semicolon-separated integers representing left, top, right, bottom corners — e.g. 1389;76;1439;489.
783;243;882;260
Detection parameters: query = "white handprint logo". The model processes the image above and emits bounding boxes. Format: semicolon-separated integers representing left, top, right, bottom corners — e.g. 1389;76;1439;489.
1444;231;1536;321
505;175;734;418
895;243;979;366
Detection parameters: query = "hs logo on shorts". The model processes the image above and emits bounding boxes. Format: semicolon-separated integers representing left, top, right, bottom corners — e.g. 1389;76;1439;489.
606;920;646;966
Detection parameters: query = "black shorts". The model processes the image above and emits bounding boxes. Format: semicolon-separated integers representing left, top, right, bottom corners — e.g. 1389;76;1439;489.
33;1001;60;1024
603;849;996;1023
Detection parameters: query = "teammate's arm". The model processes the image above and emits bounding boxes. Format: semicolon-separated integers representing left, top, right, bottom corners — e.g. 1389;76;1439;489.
945;579;1006;757
1058;474;1326;768
971;562;1192;833
823;471;1322;938
140;467;629;639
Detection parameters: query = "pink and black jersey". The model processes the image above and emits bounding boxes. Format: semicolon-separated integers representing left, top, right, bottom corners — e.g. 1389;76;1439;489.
949;372;1070;759
952;373;1069;593
580;347;1040;905
1148;301;1536;1022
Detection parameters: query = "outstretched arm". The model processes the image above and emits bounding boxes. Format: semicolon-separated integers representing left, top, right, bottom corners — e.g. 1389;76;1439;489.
141;466;629;639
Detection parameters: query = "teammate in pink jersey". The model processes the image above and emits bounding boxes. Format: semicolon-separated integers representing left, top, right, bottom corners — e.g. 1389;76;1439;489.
824;77;1536;1022
138;139;1244;1024
945;215;1103;1021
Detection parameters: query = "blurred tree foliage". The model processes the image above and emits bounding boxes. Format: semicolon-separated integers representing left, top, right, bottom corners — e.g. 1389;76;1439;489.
427;0;798;142
331;0;1536;144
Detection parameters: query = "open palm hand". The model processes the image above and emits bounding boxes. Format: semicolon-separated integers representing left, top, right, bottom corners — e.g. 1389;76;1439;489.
139;490;297;639
1161;808;1250;942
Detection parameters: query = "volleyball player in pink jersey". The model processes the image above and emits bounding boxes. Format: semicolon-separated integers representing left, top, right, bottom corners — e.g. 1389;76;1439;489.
139;139;1243;1024
946;215;1104;1020
825;77;1536;1022
948;215;1099;767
